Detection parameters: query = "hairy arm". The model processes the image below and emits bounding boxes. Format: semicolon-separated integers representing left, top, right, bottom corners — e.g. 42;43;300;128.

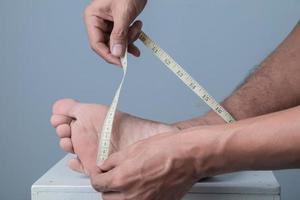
90;21;300;198
174;21;300;129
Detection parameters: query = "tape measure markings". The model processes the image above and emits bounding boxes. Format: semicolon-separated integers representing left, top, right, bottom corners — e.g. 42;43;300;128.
96;50;128;163
97;31;235;162
139;31;235;123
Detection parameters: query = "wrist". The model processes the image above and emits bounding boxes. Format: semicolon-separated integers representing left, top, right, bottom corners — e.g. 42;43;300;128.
180;125;237;179
172;111;227;130
201;111;228;125
217;122;259;173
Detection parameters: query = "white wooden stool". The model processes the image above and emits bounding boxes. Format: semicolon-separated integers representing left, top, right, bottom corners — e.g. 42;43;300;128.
32;154;280;200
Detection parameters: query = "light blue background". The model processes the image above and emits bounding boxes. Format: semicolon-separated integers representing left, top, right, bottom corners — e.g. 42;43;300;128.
0;0;300;199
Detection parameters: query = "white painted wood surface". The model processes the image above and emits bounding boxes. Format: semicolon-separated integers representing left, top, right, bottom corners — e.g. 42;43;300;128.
32;154;280;200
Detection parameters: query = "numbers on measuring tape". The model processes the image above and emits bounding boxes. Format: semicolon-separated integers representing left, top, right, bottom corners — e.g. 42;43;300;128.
189;82;196;90
152;46;159;53
177;70;184;77
202;94;210;102
138;31;235;124
215;107;223;113
164;58;171;65
97;31;236;162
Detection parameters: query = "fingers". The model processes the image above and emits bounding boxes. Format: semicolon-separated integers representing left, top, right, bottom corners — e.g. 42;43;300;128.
98;152;122;172
128;43;140;57
84;0;146;65
91;42;121;66
68;158;85;174
127;20;142;57
84;5;142;64
84;12;121;66
91;169;119;192
91;152;124;192
109;13;132;57
59;138;74;153
110;19;142;58
128;20;142;44
102;192;122;200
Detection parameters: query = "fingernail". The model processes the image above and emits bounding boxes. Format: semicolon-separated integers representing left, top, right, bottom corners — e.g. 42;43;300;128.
112;44;123;56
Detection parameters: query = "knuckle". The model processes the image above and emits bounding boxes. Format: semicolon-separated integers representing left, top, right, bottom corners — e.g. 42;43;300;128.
90;177;103;192
112;172;126;189
128;143;142;155
90;43;98;52
112;177;123;189
111;29;127;40
83;5;92;17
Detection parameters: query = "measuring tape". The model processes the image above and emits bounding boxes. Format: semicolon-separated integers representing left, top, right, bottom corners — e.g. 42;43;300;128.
97;31;235;163
96;49;128;162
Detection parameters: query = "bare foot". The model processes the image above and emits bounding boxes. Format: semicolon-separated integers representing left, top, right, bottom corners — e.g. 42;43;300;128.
50;98;179;175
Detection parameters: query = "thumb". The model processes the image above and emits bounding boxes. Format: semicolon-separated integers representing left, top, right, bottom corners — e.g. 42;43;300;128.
110;15;130;57
97;152;122;172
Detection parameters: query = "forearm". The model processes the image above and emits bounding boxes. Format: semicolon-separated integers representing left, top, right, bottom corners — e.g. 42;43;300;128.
174;21;300;129
197;106;300;177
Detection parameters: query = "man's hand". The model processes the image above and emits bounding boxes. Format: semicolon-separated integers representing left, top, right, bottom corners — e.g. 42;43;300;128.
84;0;147;66
90;106;300;200
90;128;225;200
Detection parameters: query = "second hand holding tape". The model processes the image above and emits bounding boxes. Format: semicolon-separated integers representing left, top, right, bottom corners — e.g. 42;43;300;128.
97;31;235;163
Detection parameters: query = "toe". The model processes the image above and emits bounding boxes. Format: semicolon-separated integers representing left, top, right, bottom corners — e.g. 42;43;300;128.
68;158;85;174
59;138;74;153
56;124;71;138
50;114;72;128
52;98;78;118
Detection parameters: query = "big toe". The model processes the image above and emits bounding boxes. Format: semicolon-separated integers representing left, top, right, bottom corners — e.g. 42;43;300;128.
50;114;72;128
52;98;78;118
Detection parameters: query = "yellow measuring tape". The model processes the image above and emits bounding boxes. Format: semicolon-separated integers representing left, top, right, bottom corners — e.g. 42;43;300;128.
96;31;235;163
